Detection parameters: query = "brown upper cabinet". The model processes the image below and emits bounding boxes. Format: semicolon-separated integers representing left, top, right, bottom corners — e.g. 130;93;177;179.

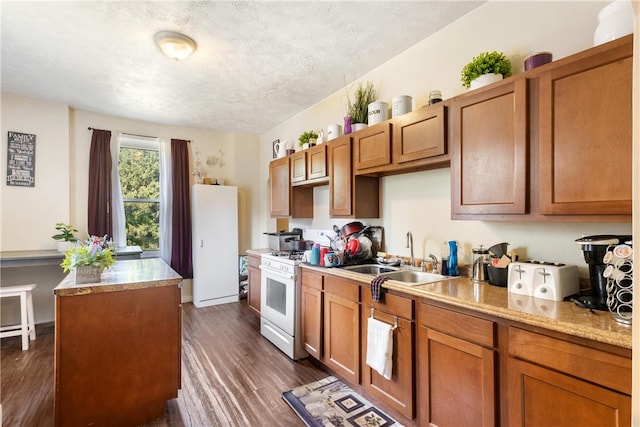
290;151;307;184
450;78;528;217
392;103;448;169
450;34;633;221
353;103;449;176
537;35;632;216
269;156;313;218
353;122;392;171
327;135;379;218
291;144;329;186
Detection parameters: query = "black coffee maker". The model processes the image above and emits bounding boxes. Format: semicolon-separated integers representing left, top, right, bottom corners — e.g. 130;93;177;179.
575;234;632;310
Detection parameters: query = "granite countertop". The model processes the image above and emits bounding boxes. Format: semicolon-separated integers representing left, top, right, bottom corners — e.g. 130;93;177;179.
246;248;273;256
300;263;632;349
54;258;182;297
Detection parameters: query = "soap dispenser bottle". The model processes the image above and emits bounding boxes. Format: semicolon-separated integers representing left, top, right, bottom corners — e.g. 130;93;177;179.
447;241;459;276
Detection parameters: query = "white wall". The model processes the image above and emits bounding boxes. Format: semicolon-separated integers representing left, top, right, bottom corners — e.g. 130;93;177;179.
258;1;632;274
1;94;70;250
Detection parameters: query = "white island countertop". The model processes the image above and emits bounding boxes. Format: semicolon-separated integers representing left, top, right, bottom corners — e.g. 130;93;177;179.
54;258;182;297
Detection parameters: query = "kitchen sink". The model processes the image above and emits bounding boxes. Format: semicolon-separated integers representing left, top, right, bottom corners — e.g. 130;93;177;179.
378;270;449;285
341;264;400;275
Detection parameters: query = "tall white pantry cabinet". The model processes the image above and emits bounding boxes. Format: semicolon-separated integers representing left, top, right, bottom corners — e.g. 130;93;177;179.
191;184;239;307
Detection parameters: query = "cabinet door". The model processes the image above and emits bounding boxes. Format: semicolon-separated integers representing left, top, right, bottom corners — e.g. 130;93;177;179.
290;151;307;183
353;122;392;171
324;277;360;384
306;144;327;180
450;78;528;216
301;270;323;359
362;308;414;419
269;157;290;217
508;358;630;427
328;135;353;217
418;326;496;427
393;103;446;164
247;263;261;315
538;36;632;215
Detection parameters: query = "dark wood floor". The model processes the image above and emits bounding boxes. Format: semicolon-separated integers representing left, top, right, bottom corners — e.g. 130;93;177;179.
1;299;328;426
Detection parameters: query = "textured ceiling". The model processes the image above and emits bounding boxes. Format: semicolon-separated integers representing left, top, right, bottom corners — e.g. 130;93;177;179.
1;1;484;134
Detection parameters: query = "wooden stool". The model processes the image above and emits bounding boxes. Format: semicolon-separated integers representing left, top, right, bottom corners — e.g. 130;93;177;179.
0;284;37;350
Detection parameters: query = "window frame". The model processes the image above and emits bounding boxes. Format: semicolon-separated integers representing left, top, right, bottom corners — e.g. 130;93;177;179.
118;134;161;258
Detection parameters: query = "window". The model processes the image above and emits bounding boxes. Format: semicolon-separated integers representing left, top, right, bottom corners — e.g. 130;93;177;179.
118;134;160;254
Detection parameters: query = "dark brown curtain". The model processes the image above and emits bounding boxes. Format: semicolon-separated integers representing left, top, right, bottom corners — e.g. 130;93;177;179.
170;139;193;278
88;129;113;238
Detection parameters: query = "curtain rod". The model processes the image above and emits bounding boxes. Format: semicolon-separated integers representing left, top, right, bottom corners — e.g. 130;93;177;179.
87;127;190;142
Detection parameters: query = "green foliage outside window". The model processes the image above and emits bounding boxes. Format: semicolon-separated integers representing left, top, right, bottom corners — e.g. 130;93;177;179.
119;147;160;251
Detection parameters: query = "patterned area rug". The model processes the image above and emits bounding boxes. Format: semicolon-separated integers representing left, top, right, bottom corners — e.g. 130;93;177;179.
282;376;404;427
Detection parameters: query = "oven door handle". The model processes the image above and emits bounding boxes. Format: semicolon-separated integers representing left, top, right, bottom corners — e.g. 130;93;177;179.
259;265;296;281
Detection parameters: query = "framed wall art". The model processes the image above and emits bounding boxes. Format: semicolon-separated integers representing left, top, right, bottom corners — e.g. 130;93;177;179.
6;131;36;187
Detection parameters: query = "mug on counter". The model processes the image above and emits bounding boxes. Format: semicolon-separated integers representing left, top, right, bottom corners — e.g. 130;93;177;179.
324;251;342;267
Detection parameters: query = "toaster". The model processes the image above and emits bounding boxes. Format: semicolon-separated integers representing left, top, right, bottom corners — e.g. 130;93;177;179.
507;261;579;301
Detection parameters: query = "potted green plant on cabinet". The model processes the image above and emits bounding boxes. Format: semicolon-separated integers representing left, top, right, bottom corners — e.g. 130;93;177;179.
346;81;376;131
461;51;512;90
298;130;319;150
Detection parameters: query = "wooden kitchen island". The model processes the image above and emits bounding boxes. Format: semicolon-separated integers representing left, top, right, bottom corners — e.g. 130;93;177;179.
53;258;182;427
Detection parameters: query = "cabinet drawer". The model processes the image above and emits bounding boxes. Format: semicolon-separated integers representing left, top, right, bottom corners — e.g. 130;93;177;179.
247;254;261;268
301;269;323;291
362;290;413;320
508;327;631;394
420;303;495;348
325;276;359;302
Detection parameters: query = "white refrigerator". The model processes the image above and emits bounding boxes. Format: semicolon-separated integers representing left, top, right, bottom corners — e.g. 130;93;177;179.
191;184;239;308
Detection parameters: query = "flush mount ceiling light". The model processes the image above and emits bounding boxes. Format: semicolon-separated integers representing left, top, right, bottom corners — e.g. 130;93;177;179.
154;31;197;61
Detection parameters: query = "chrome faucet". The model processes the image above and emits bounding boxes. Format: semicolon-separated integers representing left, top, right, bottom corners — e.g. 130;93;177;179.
406;231;414;267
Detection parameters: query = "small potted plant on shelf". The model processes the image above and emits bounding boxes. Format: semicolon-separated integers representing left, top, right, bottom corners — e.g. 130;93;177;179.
298;130;319;150
461;51;512;90
61;235;116;284
52;223;79;252
346;81;377;131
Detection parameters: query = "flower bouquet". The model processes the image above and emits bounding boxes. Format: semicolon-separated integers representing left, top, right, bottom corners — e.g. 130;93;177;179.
61;235;116;283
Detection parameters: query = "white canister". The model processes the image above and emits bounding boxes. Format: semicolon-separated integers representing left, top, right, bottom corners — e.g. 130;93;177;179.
593;0;634;46
368;101;389;125
327;124;341;141
392;95;412;117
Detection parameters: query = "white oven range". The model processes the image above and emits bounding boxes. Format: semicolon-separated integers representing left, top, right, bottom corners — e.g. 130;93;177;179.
259;252;308;360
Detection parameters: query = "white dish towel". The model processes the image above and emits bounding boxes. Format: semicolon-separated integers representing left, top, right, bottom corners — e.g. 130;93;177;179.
365;316;394;380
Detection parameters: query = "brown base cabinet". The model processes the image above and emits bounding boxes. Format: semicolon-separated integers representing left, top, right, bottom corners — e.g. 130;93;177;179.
247;253;261;315
299;267;632;427
300;269;323;359
361;290;415;419
507;327;631;427
323;276;361;384
55;284;181;426
417;303;497;427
